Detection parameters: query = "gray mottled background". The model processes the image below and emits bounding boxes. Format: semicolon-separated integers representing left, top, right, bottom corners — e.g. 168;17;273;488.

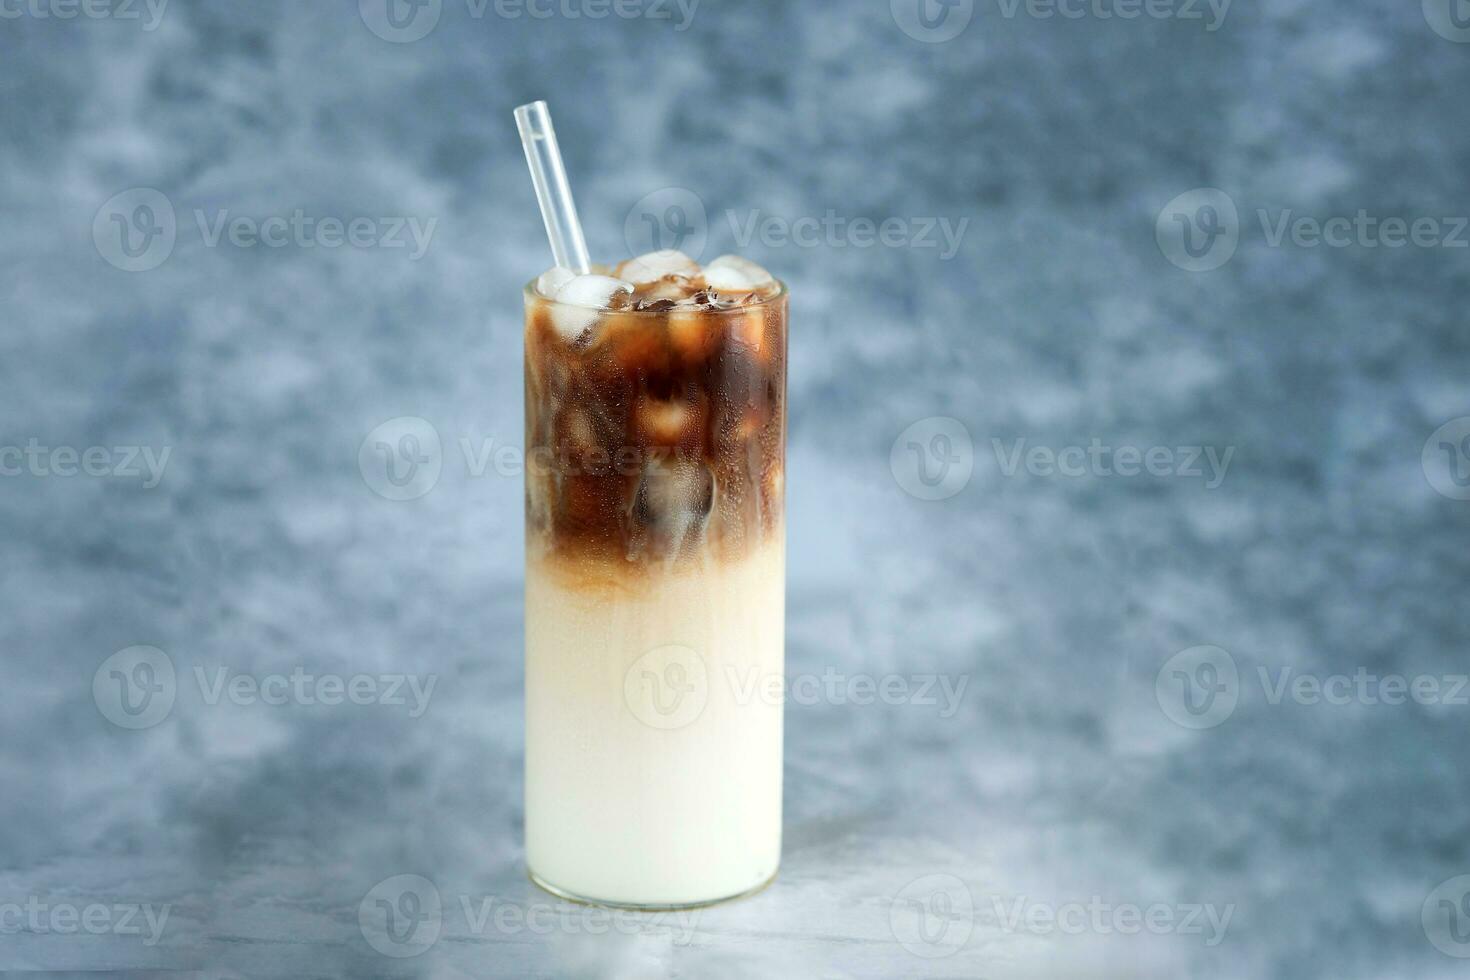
3;0;1470;976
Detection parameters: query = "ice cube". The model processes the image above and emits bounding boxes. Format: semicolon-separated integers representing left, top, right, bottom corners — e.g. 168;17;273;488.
536;266;577;297
636;394;704;445
636;274;701;306
730;307;769;361
550;274;634;341
640;456;707;514
617;249;699;285
667;310;717;364
560;407;599;456
763;464;784;504
732;406;763;442
558;273;635;307
634;455;714;557
590;314;668;377
703;254;775;293
526;466;555;532
675;289;717;311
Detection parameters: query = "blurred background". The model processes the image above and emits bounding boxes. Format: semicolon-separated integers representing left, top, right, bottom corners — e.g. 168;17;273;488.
3;0;1469;976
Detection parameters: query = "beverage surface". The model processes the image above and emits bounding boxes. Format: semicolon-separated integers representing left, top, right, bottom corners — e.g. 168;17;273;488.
524;250;787;580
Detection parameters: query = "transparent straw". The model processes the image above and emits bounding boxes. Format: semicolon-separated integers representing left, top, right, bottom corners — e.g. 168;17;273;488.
514;101;591;275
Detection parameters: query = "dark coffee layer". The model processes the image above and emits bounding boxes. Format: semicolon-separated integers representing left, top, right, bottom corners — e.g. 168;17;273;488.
524;285;787;570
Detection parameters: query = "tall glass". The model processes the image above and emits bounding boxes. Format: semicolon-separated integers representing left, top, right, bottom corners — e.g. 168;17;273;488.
523;282;788;909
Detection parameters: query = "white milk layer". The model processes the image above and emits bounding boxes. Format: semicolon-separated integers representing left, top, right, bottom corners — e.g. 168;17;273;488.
525;542;784;907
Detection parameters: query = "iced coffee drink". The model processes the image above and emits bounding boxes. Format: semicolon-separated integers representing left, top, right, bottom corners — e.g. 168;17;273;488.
524;249;786;908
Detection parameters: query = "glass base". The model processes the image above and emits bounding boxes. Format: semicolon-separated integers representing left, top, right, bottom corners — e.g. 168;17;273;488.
527;866;778;911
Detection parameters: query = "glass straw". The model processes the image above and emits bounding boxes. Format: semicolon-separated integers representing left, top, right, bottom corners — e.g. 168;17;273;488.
514;101;591;275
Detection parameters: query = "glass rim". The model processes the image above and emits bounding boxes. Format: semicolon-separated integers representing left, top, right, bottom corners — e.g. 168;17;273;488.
523;278;788;316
